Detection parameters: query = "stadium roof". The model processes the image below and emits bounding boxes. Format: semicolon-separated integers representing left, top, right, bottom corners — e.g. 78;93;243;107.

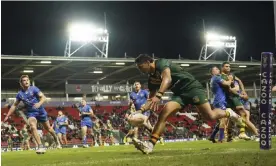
1;54;275;91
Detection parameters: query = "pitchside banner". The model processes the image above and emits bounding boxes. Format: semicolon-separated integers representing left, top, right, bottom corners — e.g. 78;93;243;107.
65;84;133;94
260;52;273;150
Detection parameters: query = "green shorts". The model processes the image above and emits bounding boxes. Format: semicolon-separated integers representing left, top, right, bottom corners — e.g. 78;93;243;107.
23;136;30;142
227;95;243;109
107;130;113;137
171;88;208;108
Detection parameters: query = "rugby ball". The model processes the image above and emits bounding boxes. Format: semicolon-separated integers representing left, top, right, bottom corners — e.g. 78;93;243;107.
127;113;145;127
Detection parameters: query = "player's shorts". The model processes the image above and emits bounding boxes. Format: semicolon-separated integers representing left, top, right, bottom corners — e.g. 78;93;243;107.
26;107;48;123
56;127;67;135
212;102;227;110
227;95;243;109
143;110;151;117
94;131;101;137
81;120;93;128
171;88;208;108
23;135;30;142
55;128;59;134
107;130;113;137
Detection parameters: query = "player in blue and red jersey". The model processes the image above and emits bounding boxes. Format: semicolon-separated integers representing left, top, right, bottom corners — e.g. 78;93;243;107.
3;75;61;154
55;111;69;146
209;66;234;143
129;81;165;145
78;99;96;148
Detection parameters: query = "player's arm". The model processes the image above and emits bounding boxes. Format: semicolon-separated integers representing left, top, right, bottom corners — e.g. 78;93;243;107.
217;76;233;87
33;86;46;108
82;107;94;116
220;79;233;87
235;76;245;93
4;99;20;122
229;83;240;95
37;91;46;106
158;68;172;95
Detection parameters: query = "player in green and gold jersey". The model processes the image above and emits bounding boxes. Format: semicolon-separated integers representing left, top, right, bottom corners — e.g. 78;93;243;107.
132;54;241;154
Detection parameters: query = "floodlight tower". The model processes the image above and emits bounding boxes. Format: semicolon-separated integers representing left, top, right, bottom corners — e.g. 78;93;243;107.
199;32;237;62
64;23;109;58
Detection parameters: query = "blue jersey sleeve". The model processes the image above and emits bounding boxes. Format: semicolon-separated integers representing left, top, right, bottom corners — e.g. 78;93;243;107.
214;76;224;85
16;92;22;101
87;105;92;112
144;90;149;98
129;92;134;100
33;86;41;96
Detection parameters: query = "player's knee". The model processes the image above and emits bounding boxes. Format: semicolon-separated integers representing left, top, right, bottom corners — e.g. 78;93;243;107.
29;123;37;130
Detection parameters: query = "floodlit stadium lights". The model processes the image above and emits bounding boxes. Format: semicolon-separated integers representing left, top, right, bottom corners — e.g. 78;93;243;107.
239;65;247;68
69;23;108;42
206;41;236;48
40;61;51;64
115;62;125;65
207;41;225;48
206;32;236;41
91;71;103;74
180;64;190;67
23;70;34;73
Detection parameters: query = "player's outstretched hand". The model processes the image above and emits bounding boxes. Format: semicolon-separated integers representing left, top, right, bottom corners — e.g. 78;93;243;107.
140;100;152;112
150;96;161;112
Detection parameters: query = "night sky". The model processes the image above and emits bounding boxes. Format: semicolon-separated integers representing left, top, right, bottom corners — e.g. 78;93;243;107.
1;1;275;61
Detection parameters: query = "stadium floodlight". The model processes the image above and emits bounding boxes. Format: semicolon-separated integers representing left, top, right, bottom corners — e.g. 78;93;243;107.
40;61;51;64
199;31;237;62
239;65;247;68
180;64;190;67
23;70;34;73
92;71;103;74
64;22;109;58
115;62;125;65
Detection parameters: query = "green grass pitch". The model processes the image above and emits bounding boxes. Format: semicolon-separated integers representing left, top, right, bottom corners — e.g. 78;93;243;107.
2;138;276;166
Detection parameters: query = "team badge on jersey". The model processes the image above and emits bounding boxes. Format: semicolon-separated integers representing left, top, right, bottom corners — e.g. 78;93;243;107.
193;96;200;103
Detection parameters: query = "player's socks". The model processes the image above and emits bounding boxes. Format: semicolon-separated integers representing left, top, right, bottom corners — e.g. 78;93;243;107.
149;134;159;146
239;115;246;133
38;144;44;149
83;136;87;145
210;123;219;140
218;128;224;141
225;110;230;117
